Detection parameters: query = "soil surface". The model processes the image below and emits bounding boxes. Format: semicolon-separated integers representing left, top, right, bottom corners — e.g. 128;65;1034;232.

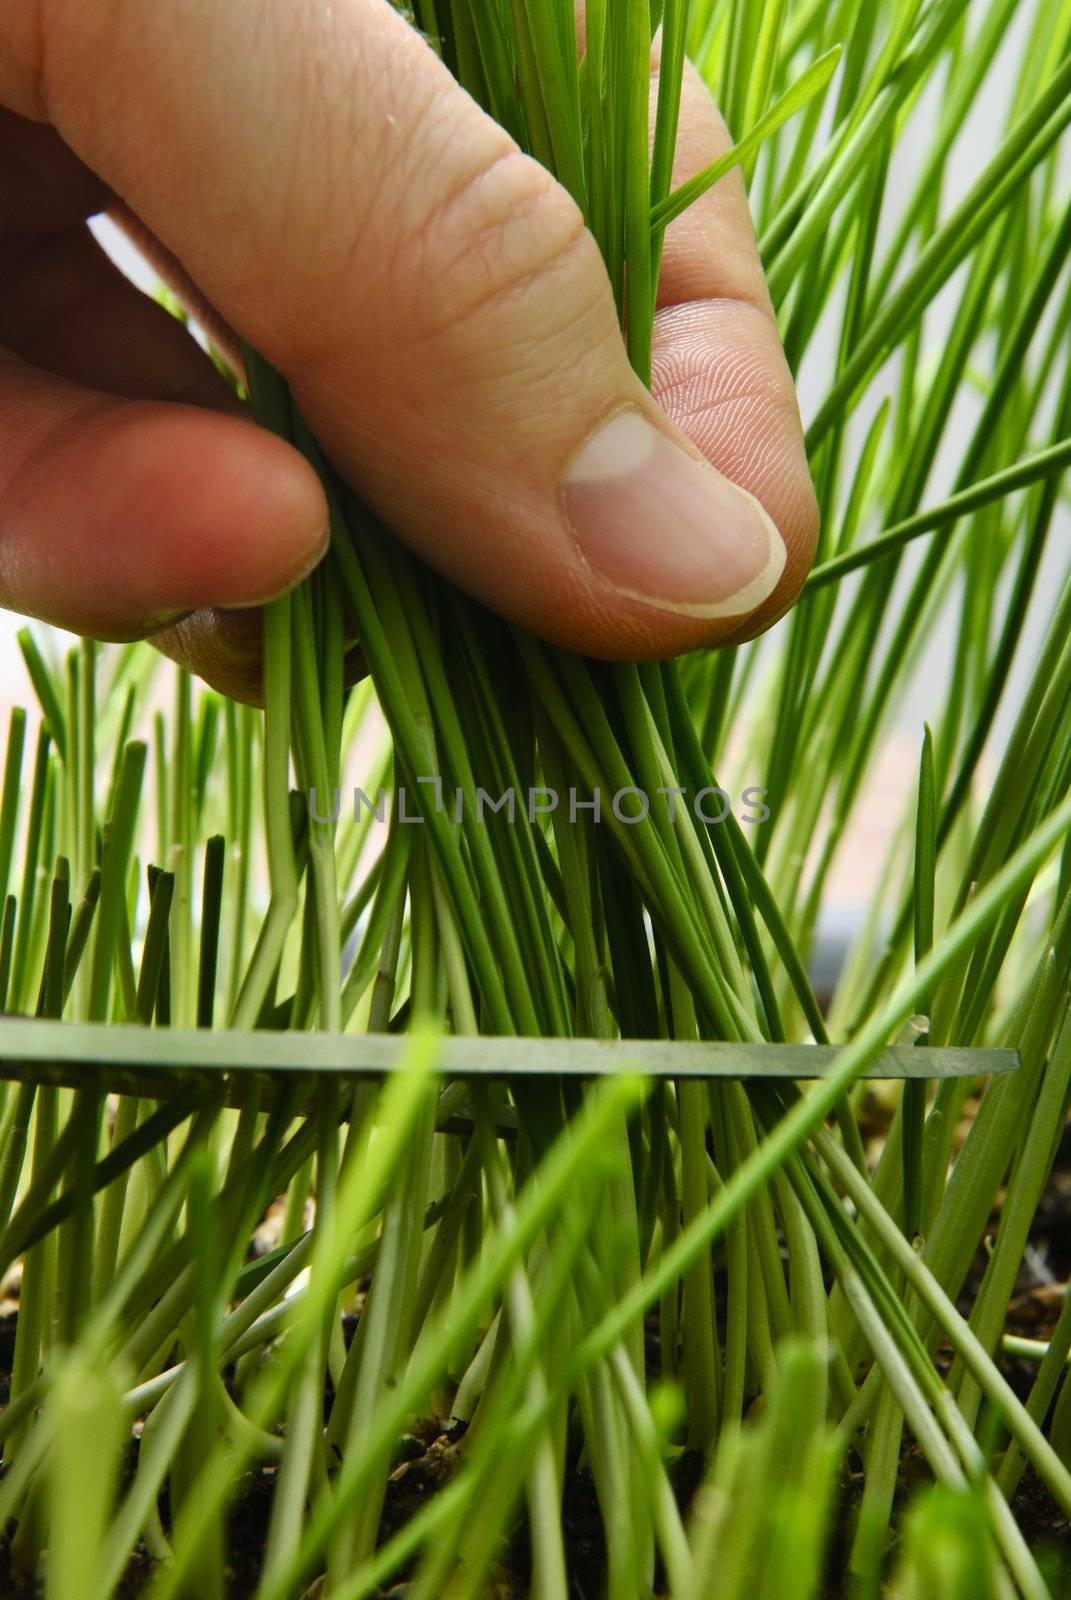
3;1119;1071;1597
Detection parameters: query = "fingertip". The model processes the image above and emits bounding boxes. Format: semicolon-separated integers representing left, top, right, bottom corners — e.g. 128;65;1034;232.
101;405;330;611
0;340;333;638
649;299;819;637
20;399;330;633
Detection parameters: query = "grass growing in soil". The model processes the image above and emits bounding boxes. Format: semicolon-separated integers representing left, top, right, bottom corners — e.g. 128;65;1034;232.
2;0;1071;1595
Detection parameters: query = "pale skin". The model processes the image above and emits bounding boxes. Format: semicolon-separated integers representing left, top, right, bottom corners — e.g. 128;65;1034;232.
0;1;818;703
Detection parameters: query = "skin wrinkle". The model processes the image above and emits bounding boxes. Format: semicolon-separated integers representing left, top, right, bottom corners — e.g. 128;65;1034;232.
395;230;601;378
680;393;790;472
653;363;784;435
41;2;155;189
385;88;514;269
0;0;816;691
335;12;445;242
243;9;489;371
45;7;294;363
652;307;811;521
657;229;771;315
304;177;810;654
656;346;787;414
642;57;817;643
296;226;616;448
270;3;358;293
654;65;776;313
401;154;588;347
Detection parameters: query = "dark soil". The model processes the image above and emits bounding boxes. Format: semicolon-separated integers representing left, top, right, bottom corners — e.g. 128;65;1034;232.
3;1124;1071;1598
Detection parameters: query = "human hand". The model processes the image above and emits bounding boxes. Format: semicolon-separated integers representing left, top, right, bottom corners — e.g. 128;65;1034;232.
0;2;817;701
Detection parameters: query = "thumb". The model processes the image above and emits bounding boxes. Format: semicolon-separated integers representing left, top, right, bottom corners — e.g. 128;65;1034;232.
9;0;808;657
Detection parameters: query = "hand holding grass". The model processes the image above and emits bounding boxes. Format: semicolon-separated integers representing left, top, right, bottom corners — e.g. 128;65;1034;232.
0;2;1069;1593
0;0;816;699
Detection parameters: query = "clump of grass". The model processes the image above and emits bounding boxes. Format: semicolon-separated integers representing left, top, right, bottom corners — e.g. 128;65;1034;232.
1;1;1071;1596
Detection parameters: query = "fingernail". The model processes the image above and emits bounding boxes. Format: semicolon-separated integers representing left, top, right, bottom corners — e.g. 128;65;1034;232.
144;608;195;634
563;411;785;618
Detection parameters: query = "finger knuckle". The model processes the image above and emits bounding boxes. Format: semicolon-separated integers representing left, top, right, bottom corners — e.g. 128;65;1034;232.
399;144;590;346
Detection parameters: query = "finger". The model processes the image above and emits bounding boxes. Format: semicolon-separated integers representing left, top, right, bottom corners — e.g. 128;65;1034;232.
0;222;238;408
106;200;245;384
0;108;108;238
152;606;265;705
0;350;327;639
5;1;792;658
651;62;819;640
0;205;327;695
152;608;366;706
